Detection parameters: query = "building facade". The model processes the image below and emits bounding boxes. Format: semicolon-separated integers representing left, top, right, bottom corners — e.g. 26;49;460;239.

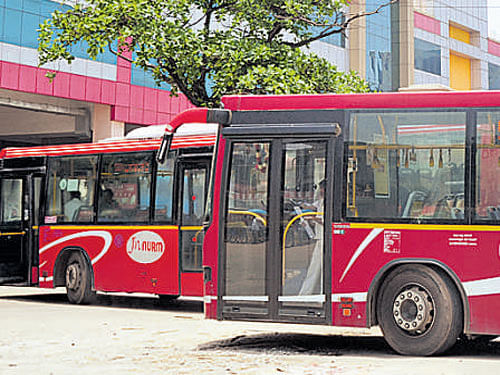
0;0;193;147
310;0;500;92
0;0;498;146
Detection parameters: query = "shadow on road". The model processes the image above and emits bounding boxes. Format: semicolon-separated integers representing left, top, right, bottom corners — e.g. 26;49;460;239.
0;292;203;313
200;332;393;356
200;332;500;358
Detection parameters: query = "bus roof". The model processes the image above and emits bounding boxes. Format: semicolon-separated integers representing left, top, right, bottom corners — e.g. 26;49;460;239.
221;91;500;111
125;122;218;140
0;131;216;159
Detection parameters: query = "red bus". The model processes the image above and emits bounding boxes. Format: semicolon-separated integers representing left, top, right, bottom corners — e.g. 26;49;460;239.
161;91;500;356
0;124;216;304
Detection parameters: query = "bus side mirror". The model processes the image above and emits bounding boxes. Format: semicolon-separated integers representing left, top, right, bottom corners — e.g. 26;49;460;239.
156;133;172;164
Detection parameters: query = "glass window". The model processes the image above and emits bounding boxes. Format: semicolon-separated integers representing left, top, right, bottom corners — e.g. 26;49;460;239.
224;143;270;296
180;166;207;271
308;13;345;48
281;142;327;297
154;151;175;222
475;111;500;220
366;0;393;91
98;153;152;222
6;0;23;10
1;179;22;223
489;63;500;90
21;12;41;49
46;156;98;223
4;8;22;45
347;111;466;220
415;38;441;76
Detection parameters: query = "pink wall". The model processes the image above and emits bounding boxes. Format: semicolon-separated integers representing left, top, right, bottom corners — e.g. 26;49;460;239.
488;39;500;58
0;58;194;126
414;11;441;35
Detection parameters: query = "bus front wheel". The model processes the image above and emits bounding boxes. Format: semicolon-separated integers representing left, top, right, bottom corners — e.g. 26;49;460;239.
376;264;463;356
65;252;95;304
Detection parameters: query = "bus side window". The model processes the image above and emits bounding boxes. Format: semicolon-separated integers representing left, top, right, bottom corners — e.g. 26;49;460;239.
0;179;22;223
45;156;97;224
98;152;152;223
475;111;500;221
154;151;175;222
346;111;466;221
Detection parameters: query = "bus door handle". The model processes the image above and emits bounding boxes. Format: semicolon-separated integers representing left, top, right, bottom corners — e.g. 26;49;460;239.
202;216;211;231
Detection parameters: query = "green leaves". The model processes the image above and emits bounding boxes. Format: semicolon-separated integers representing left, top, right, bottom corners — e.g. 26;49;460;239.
38;0;373;108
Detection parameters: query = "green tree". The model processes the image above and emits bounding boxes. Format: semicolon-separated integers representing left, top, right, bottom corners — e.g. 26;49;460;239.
39;0;397;107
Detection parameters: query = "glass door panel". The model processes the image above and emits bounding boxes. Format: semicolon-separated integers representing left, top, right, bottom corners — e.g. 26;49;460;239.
180;164;208;272
223;143;270;312
279;142;327;316
0;177;26;283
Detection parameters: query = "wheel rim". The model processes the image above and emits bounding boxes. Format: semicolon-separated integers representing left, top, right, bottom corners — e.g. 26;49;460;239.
392;285;434;336
66;263;81;291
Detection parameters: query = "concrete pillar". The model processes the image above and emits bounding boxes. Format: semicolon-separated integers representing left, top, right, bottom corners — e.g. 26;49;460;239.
399;0;415;89
92;104;125;142
471;59;483;90
348;0;367;78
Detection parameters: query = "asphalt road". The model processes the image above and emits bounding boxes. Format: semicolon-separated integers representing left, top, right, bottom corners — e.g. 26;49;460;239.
0;286;499;374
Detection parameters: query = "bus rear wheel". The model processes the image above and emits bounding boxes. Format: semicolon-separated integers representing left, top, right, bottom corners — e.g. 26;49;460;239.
65;252;95;304
376;264;462;356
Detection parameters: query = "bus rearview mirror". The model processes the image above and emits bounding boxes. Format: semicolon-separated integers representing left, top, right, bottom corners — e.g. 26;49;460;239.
156;133;172;164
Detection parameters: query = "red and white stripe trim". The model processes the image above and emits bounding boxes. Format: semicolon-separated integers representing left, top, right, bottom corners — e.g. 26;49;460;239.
0;134;216;159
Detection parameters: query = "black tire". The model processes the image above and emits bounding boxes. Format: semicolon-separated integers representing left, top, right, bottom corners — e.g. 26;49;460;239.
65;252;95;304
376;264;463;356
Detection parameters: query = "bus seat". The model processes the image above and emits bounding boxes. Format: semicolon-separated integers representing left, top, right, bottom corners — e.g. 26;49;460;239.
74;206;93;222
451;208;464;219
133;207;149;221
487;206;499;220
402;191;427;218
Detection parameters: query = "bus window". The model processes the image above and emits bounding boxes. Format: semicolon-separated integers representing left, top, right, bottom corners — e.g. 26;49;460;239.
1;179;22;223
476;111;500;220
347;111;466;220
224;142;269;296
154;151;175;222
98;152;152;222
45;156;98;223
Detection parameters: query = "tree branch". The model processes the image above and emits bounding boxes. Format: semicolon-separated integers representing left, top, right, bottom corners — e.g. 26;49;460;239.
185;0;238;28
283;0;399;48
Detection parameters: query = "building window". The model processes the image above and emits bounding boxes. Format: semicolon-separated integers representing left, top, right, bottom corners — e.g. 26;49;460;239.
366;0;394;91
308;13;345;48
449;24;471;44
414;38;441;76
489;63;500;90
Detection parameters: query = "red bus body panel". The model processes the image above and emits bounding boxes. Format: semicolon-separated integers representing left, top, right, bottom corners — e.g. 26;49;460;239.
203;138;226;318
331;224;500;335
39;226;183;295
